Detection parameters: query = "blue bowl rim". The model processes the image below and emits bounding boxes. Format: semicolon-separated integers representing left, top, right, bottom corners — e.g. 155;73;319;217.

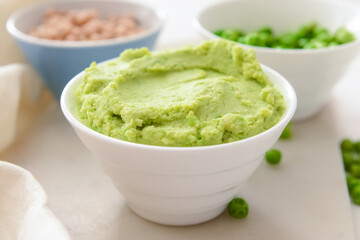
6;0;165;48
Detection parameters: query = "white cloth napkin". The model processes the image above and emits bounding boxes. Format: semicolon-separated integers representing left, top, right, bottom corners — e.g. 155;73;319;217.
0;161;71;240
0;64;71;239
0;64;43;151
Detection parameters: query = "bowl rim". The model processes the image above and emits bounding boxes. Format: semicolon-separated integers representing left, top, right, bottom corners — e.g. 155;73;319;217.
193;0;360;55
6;0;165;48
60;56;297;151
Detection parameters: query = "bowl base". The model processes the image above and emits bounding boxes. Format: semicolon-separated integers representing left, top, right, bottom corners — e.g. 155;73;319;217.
128;203;226;226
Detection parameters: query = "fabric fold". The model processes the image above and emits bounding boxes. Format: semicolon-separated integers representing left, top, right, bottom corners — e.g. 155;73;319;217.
0;64;50;153
0;161;71;240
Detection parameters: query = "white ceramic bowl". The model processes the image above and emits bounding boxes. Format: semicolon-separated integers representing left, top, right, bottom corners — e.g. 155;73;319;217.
61;61;296;226
194;0;360;121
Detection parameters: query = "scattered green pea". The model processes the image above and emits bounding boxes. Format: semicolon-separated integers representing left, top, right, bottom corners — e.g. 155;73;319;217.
342;152;355;171
349;179;360;193
265;149;282;165
341;138;354;152
347;175;359;192
355;141;360;152
347;175;354;187
350;163;360;178
227;197;249;219
340;138;360;206
280;121;293;139
351;185;360;205
214;22;355;49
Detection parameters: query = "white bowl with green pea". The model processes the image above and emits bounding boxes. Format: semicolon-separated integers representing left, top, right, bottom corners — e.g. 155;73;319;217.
194;0;360;121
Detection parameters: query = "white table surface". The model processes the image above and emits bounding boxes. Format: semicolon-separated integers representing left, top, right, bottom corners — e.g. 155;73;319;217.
1;0;360;239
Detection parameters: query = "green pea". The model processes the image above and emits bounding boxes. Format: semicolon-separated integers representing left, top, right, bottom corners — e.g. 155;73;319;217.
315;32;333;44
298;38;309;48
280;121;293;139
296;22;317;38
351;185;360;205
237;36;246;44
278;33;297;48
265;149;282;165
213;29;224;37
303;42;316;49
280;126;292;139
342;152;355;172
259;26;273;35
227;197;249;218
313;26;329;36
349;179;360;193
335;27;355;44
243;32;265;46
347;175;358;191
308;39;327;49
350;163;360;178
341;139;354;152
354;141;360;152
340;138;360;205
259;32;273;47
328;42;339;47
221;29;243;41
346;175;354;186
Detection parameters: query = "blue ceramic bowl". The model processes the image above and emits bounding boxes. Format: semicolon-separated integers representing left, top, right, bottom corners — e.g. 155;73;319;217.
7;0;164;99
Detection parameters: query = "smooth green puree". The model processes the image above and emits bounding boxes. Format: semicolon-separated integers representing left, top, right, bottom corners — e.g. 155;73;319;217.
75;40;285;147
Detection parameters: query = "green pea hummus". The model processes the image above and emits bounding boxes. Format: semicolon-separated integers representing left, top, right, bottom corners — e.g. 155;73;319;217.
75;40;285;147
